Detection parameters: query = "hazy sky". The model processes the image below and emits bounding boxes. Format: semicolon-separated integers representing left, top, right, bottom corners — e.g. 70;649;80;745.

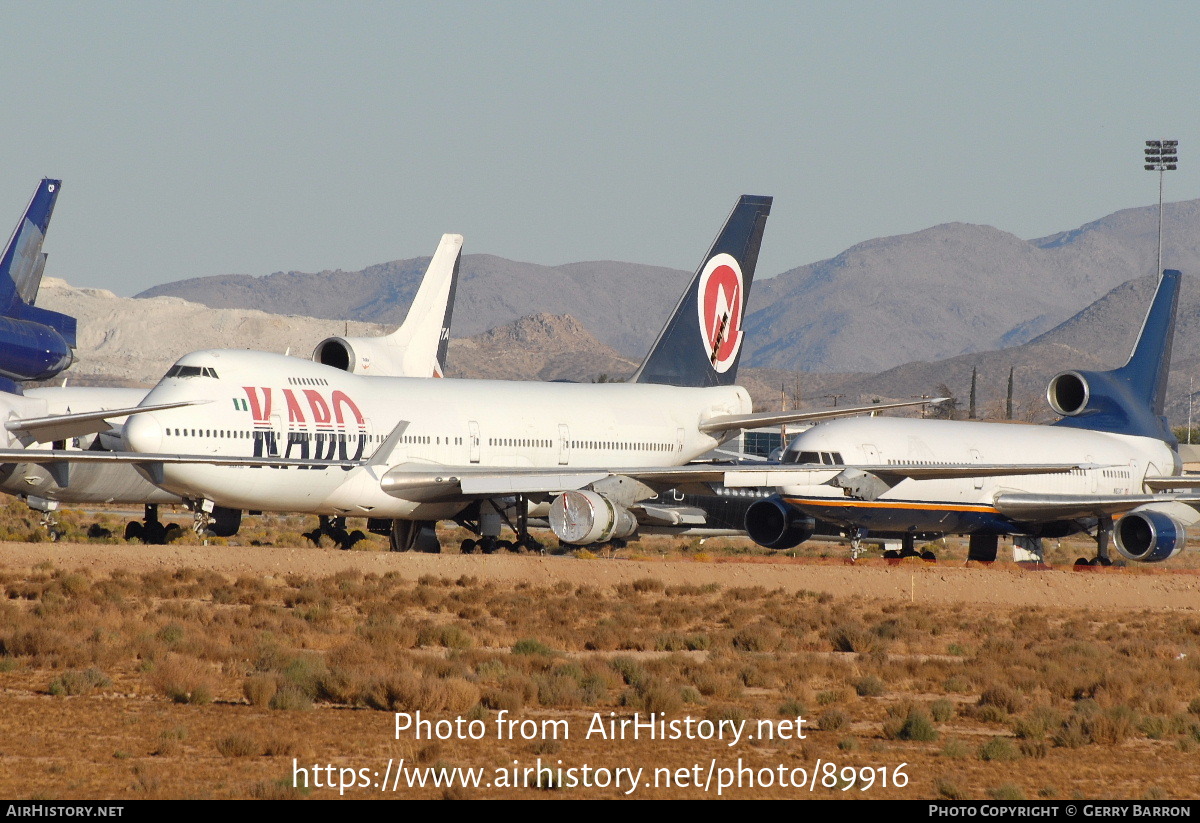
3;1;1198;295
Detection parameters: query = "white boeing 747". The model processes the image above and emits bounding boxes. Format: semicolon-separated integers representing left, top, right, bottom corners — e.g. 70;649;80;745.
0;232;464;541
0;197;983;551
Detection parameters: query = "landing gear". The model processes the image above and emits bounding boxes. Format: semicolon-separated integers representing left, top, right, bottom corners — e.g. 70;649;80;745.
125;504;175;544
968;533;998;563
25;497;61;540
188;501;242;540
387;519;437;553
1013;535;1046;565
849;527;869;562
1074;517;1115;568
306;516;369;550
454;497;545;555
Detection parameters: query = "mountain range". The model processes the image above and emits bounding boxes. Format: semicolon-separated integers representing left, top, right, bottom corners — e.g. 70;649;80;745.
136;200;1200;375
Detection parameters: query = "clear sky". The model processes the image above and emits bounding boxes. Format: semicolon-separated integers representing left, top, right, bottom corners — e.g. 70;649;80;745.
2;1;1198;295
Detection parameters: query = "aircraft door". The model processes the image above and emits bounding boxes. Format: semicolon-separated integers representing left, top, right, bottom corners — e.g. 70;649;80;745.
265;414;284;458
469;421;480;464
970;449;984;490
558;424;570;465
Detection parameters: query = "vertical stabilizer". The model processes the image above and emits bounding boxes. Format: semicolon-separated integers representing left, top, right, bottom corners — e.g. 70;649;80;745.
384;233;461;377
1117;268;1179;417
631;195;772;387
0;179;61;312
311;233;461;377
1051;269;1181;442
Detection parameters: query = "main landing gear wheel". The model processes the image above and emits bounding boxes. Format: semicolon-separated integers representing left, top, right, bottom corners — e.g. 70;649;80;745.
388;519;437;553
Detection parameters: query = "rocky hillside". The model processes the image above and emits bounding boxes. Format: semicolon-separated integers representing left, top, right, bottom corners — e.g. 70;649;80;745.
136;200;1200;374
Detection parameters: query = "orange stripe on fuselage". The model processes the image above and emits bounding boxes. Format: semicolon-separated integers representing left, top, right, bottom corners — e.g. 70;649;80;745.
783;497;999;514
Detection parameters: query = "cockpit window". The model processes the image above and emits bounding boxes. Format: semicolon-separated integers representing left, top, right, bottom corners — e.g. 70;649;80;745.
166;365;219;379
782;449;822;465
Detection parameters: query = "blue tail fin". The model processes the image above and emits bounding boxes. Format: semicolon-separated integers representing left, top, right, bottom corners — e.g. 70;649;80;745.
631;194;772;387
1051;269;1180;442
0;179;76;348
1120;268;1178;417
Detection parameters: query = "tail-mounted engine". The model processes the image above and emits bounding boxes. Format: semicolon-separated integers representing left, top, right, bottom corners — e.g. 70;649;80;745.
549;490;637;545
313;337;400;375
744;495;815;550
1114;505;1186;563
1046;370;1092;417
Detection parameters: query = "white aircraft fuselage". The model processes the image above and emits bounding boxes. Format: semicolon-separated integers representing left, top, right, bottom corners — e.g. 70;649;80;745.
778;416;1178;535
123;349;752;519
0;386;180;505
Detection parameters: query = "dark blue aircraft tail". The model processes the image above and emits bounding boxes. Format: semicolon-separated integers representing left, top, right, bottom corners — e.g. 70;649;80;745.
631;194;772;388
1049;269;1180;442
0;179;76;348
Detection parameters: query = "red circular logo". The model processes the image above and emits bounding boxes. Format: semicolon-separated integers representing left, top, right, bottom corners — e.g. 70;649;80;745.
696;254;744;373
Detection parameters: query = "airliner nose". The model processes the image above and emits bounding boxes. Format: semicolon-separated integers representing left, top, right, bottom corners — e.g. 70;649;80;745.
123;412;163;454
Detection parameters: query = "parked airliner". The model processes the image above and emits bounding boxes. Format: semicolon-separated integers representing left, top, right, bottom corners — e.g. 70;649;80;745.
0;232;464;540
735;269;1199;565
2;196;1076;551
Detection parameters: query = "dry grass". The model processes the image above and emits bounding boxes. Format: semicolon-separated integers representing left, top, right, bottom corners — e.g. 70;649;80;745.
0;551;1198;800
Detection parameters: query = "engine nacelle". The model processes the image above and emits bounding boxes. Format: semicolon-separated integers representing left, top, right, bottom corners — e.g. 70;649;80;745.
313;337;407;376
1046;370;1091;416
745;495;815;550
549;490;637;545
1114;506;1186;563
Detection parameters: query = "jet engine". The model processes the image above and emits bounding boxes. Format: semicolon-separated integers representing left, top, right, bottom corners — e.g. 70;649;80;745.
744;495;815;550
1114;505;1186;563
1046;370;1092;417
548;490;637;545
313;337;403;376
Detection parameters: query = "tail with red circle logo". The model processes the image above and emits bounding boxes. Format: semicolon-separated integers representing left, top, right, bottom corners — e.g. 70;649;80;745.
630;195;771;387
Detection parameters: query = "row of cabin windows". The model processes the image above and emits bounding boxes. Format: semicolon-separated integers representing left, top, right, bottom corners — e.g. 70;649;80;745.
485;439;677;452
287;377;329;386
166;429;383;442
163;429;676;453
162;430;467;447
571;441;676;451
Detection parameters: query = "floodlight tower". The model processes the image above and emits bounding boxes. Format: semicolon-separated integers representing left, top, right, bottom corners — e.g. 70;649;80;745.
1144;139;1178;277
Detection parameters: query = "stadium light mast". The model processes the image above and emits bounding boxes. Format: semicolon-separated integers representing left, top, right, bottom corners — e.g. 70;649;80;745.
1144;139;1178;277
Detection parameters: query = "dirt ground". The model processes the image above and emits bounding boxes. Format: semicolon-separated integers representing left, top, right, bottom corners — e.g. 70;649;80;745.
2;540;1198;801
2;540;1196;611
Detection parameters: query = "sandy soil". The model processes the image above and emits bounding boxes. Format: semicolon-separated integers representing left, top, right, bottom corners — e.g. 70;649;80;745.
2;540;1198;612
